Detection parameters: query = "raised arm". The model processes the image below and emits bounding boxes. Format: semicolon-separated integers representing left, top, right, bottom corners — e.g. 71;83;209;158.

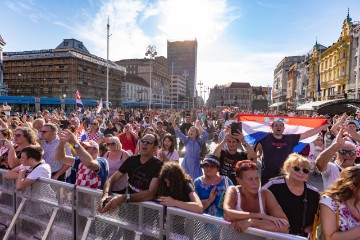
4;139;21;169
330;113;346;136
316;128;344;172
300;123;329;141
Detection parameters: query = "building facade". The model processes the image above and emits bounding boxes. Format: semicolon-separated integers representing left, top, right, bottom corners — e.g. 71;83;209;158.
170;75;187;107
349;20;360;98
208;82;252;109
0;35;8;96
122;74;150;104
273;56;305;107
3;39;125;106
167;40;197;102
116;56;172;107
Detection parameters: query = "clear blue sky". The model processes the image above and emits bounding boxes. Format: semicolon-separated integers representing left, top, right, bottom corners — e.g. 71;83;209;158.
1;0;360;91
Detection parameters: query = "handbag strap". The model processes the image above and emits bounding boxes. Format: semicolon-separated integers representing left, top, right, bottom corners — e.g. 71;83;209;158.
301;183;308;234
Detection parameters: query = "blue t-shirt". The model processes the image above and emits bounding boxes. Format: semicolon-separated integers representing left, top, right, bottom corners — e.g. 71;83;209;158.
194;176;233;217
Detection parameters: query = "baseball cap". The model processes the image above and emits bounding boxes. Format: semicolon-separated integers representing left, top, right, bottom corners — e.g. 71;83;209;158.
345;120;360;128
200;154;220;167
81;140;99;150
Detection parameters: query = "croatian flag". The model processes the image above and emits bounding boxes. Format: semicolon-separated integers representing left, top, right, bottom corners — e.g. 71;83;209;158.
238;114;328;152
96;98;103;115
76;90;85;113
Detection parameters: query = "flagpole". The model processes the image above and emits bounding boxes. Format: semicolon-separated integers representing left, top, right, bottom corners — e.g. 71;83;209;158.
106;16;110;109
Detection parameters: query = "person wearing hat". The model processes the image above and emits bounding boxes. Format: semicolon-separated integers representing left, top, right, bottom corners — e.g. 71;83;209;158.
194;154;234;217
331;114;360;164
56;129;109;189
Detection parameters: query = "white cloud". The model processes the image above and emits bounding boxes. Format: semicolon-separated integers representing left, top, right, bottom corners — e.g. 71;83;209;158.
69;0;280;88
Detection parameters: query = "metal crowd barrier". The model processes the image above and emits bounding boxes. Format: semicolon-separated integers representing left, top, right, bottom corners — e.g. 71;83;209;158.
0;168;306;240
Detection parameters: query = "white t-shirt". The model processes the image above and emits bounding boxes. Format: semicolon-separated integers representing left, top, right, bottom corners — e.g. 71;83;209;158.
224;119;235;128
26;162;51;180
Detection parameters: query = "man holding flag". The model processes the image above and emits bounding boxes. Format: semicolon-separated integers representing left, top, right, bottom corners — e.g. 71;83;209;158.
239;115;329;185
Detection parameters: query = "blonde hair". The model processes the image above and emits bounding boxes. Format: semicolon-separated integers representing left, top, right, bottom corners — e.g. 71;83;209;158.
108;136;122;151
187;126;201;139
281;153;311;175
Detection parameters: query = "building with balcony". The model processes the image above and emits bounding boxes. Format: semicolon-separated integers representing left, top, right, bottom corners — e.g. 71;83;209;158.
349;20;360;98
308;13;355;101
2;39;126;106
208;82;252;109
273;56;305;108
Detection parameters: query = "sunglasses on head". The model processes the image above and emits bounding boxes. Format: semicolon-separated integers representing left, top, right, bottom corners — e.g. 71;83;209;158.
105;142;116;147
293;166;310;174
239;163;258;170
140;139;154;145
338;149;356;156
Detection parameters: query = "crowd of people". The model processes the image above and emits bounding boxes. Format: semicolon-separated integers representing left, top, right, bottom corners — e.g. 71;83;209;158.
1;105;360;239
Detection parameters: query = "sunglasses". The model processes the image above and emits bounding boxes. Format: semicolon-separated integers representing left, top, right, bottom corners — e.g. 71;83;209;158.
90;123;98;125
338;150;356;156
14;134;23;138
293;166;310;174
140;139;154;145
41;130;51;134
201;164;217;169
105;142;116;147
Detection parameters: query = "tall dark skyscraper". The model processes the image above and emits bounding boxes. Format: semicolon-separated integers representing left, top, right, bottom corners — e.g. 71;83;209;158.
167;40;197;101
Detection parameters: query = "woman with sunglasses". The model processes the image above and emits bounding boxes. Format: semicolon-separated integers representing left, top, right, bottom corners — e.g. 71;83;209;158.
6;127;38;169
157;134;179;163
319;166;360;240
194;154;233;218
83;120;103;142
156;163;203;213
223;160;289;233
103;136;129;194
263;153;319;237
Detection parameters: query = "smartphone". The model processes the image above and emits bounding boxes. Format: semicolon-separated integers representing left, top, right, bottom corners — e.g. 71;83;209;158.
0;140;4;147
231;122;242;135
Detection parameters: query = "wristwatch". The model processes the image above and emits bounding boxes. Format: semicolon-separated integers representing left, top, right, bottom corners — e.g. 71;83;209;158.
242;143;248;147
74;143;80;149
126;193;131;203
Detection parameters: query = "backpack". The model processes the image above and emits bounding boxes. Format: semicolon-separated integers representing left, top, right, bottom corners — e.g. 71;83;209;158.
186;138;210;161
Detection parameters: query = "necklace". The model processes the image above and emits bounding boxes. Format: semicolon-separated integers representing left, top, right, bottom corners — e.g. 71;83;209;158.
203;176;220;186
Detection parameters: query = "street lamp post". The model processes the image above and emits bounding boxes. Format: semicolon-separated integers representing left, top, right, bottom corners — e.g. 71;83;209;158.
198;80;203;108
145;45;157;109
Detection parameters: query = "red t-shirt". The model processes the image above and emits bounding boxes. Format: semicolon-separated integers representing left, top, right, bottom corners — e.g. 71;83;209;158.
119;133;136;154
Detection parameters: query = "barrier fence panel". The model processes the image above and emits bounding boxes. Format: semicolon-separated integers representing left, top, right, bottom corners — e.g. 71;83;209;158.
166;207;307;240
0;169;16;238
6;178;75;240
0;168;309;240
76;186;164;240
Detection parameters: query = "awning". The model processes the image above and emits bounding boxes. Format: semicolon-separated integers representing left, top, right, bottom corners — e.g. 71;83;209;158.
269;102;285;108
296;99;339;111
